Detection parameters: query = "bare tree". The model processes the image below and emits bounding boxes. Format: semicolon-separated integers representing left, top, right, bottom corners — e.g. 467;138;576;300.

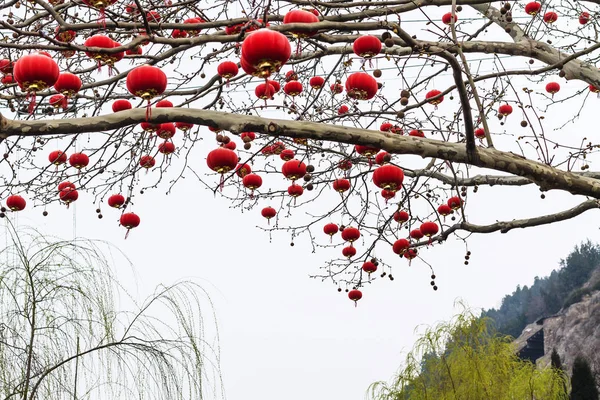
0;222;223;400
0;0;599;292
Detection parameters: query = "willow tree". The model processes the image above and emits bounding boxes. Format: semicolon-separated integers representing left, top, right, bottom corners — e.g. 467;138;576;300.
369;309;569;400
0;0;599;297
0;223;223;400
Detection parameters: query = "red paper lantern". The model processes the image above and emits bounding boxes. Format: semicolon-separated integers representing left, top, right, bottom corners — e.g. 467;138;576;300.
49;150;67;165
126;65;167;120
341;226;360;243
176;122;194;132
342;246;357;259
579;12;590;24
543;11;558;23
345;72;378;100
338;105;349;115
352;35;382;58
59;188;79;205
392;238;410;255
267;79;281;93
236;163;252;178
393;210;409;223
474;128;485;139
283;9;320;37
58;181;76;191
441;12;457;25
330;83;344;94
409;129;425;138
0;59;14;74
425;89;444;105
141;122;159;133
355;144;380;157
348;289;362;305
156;123;176;139
242;173;262;196
287;184;304;198
282;159;307;181
217;61;239;80
140;155;155;169
280;149;295;161
362;261;377;275
525;1;541;15
333;178;351;193
112;99;132;112
255;82;275;100
438;204;452;217
410;229;424;240
49;94;68;110
381;189;396;201
375;151;391;165
126;46;143;56
404;248;418;261
285;70;298;82
545;82;560;95
108;194;125;208
323;223;339;238
373;165;404;191
284;81;303;96
261;206;277;222
448;196;462;210
498;103;513;116
13;54;59;113
309;76;325;89
241;29;291;78
158;141;176;155
54;73;81;98
172;29;188;39
207;148;238;174
55;27;76;43
6;195;26;211
420;221;439;237
1;74;13;85
120;212;140;239
184;17;205;36
69;153;89;169
84;35;114;64
380;122;393;132
156;99;173;108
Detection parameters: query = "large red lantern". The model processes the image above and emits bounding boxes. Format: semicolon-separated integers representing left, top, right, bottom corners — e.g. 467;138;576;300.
345;72;378;100
341;226;360;244
373;165;404;191
176;122;194;132
241;29;291;78
13;53;59;113
545;82;560;96
438;204;452;220
126;65;167;120
49;94;68;110
108;194;125;208
283;9;320;38
282;159;307;181
352;36;382;58
448;196;462;210
184;17;205;36
543;11;558;23
217;61;239;84
58;181;76;192
207;148;238;189
54;73;82;98
420;221;439;244
410;229;424;240
84;35;114;66
139;155;155;169
6;195;26;211
156;99;173;108
120;212;140;239
55;27;76;43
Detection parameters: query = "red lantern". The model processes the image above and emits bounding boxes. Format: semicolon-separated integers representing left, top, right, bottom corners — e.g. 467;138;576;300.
362;261;377;275
49;150;67;165
207;148;238;189
338;105;349;115
146;10;161;23
545;82;560;95
409;129;425;138
172;29;188;39
474;128;486;139
140;155;155;169
330;83;344;94
156;99;173;108
381;189;396;201
58;181;76;191
285;70;298;82
267;79;281;93
323;223;339;241
49;94;68;110
282;9;320;37
54;73;81;98
543;11;558;23
255;82;275;100
84;35;114;65
217;61;239;82
380;122;393;132
420;221;439;239
13;54;59;113
280;149;295;161
392;238;410;255
236;163;252;178
352;35;382;58
338;160;353;171
309;76;325;89
287;184;304;198
282;159;307;181
333;178;351;193
141;122;159;133
55;26;76;43
241;29;291;78
176;122;194;132
284;81;303;96
498;103;513;116
355;144;380;158
126;65;167;120
393;211;409;223
404;248;418;261
158;141;176;155
525;1;541;15
345;72;378;100
590;84;600;93
184;17;204;36
126;46;143;56
225;19;265;35
156;123;176;139
120;212;140;239
425;89;444;105
0;59;14;74
410;229;424;240
341;226;360;243
373;165;404;191
242;173;262;198
448;196;462;210
375;151;391;165
69;153;89;169
112;99;132;112
438;204;452;218
108;194;125;208
441;12;457;25
261;206;277;223
59;188;79;206
1;74;13;85
348;289;362;306
6;195;26;211
579;12;590;24
342;246;357;259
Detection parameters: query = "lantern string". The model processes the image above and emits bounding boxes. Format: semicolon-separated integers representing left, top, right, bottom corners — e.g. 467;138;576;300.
27;92;36;114
219;174;224;192
146;100;151;121
124;228;130;240
99;9;106;29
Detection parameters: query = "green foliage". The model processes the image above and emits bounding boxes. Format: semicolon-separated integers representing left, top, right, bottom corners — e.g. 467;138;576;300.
369;307;568;400
483;241;600;338
570;356;599;400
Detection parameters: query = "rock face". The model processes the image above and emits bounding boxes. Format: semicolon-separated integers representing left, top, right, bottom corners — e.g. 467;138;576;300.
515;275;600;379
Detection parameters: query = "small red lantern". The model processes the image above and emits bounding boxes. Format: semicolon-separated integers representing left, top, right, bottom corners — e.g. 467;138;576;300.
58;181;76;192
420;221;439;244
236;163;252;178
176;122;194;132
141;122;159;133
545;82;560;96
156;123;176;139
282;159;307;181
323;223;339;242
409;129;425;138
84;35;114;65
241;132;256;142
393;211;409;223
474;128;486;139
285;70;298;82
126;65;168;120
283;9;320;38
375;151;391;165
241;29;291;78
579;12;590;25
355;144;380;158
120;212;140;239
425;89;444;105
338;160;353;172
112;99;132;112
268;79;281;93
345;72;378;100
309;76;325;89
525;1;541;15
49;94;68;110
342;246;357;259
54;72;82;98
59;188;79;207
13;53;60;113
410;229;424;240
207;148;238;189
49;150;67;165
217;61;239;83
341;226;360;244
404;249;418;262
69;153;89;170
140;155;155;169
330;83;344;94
108;194;125;208
1;74;13;85
158;141;176;155
438;204;452;219
284;81;303;96
498;103;513;117
380;122;393;132
255;82;275;100
172;29;188;39
441;12;457;25
373;164;404;191
348;289;362;306
338;105;349;115
381;189;396;202
362;261;377;276
242;173;263;197
261;206;277;223
448;196;462;210
352;35;382;58
0;59;14;74
280;149;295;161
392;238;410;255
6;195;26;211
333;178;351;193
543;11;558;23
287;184;304;198
156;99;173;108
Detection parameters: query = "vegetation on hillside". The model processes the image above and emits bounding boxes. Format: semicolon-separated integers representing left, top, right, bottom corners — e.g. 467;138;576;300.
482;241;600;338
